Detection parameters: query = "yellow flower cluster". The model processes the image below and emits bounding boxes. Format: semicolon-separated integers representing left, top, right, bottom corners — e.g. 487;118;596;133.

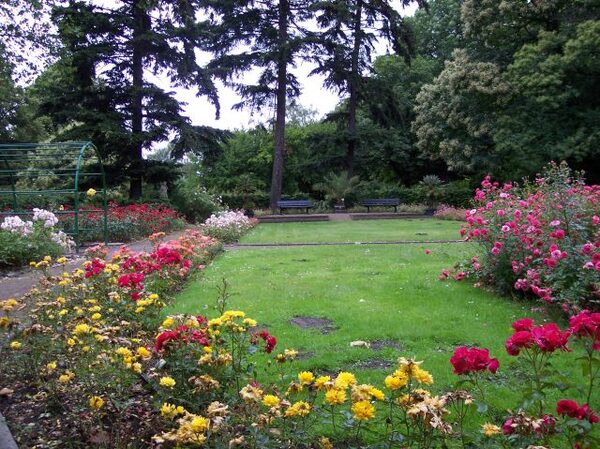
284;401;310;418
160;376;176;389
89;395;104;410
160;403;186;419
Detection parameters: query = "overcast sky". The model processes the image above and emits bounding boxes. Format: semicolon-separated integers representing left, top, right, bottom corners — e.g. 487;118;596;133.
149;2;419;131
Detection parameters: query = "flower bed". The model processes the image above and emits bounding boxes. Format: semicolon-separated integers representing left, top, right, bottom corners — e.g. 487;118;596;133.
201;210;257;243
0;208;74;267
446;163;600;313
434;204;468;221
1;225;600;448
60;203;187;243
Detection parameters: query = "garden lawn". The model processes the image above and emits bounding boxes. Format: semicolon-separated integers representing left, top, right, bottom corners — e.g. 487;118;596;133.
239;218;462;244
170;234;590;424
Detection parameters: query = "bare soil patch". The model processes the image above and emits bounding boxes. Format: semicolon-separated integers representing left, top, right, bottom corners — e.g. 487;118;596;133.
289;316;336;334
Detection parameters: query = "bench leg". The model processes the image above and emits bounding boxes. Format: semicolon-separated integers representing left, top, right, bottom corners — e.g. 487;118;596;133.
394;206;397;213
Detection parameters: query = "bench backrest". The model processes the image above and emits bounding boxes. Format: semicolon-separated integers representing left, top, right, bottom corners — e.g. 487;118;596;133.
361;198;400;206
277;200;312;207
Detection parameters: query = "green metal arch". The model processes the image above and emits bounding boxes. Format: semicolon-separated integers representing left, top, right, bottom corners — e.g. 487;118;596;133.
0;141;108;249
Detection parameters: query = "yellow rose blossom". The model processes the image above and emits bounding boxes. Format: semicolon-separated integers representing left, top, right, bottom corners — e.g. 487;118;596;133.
91;313;102;321
162;317;175;328
160;403;186;419
135;306;145;314
58;370;75;383
335;371;357;389
159;376;176;388
314;375;331;390
413;367;434;385
86;188;97;197
89;396;104;409
385;373;408;390
285;401;311;418
262;394;281;408
82;346;90;353
46;361;57;371
67;338;77;347
136;346;152;359
9;341;22;350
73;323;92;335
243;318;257;327
57;257;67;264
351;400;375;421
298;371;315;385
59;309;68;317
482;423;501;437
325;388;346;405
116;347;132;357
132;362;142;374
189;416;209;433
148;293;159;301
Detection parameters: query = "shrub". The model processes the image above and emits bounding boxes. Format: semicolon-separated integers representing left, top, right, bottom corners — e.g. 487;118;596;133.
434;204;468;221
201;210;257;243
0;209;73;267
448;162;600;312
60;203;187;243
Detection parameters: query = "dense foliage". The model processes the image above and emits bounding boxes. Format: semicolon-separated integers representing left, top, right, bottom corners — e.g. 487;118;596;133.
447;163;600;313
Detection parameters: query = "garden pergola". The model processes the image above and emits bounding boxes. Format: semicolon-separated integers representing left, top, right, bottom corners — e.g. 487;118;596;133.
0;141;108;248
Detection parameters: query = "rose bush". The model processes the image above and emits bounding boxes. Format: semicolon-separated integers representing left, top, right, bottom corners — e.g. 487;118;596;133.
2;229;600;449
447;162;600;313
201;210;257;243
60;202;187;243
0;208;74;267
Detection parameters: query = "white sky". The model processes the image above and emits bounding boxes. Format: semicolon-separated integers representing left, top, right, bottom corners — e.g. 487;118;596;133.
151;3;419;131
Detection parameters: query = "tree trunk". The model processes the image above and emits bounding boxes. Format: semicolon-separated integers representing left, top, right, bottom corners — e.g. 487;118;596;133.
269;0;289;213
346;0;363;179
129;0;147;200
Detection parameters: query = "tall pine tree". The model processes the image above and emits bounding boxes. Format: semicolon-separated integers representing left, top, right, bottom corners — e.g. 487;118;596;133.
50;0;219;199
311;0;426;177
205;0;313;211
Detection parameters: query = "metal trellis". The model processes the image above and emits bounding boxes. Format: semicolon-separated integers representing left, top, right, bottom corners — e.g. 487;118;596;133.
0;141;108;250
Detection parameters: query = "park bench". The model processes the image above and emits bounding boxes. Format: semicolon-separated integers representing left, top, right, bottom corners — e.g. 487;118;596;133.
361;198;401;213
277;199;313;214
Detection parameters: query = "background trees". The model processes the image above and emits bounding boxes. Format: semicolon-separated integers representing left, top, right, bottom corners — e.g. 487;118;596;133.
3;0;600;210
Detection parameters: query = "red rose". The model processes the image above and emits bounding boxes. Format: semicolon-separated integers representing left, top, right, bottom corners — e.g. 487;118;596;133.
557;399;579;417
450;346;499;375
512;318;534;332
505;331;534;356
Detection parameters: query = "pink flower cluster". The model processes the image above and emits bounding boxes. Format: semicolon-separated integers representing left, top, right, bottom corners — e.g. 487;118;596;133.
454;163;600;312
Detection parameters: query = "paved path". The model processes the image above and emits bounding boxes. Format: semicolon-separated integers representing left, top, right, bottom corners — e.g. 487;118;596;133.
225;239;465;250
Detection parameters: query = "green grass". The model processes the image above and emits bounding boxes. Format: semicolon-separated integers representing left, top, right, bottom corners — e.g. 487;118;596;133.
169;241;585;414
239;218;462;244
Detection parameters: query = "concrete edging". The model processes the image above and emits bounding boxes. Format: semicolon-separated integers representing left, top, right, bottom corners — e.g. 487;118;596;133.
0;412;18;449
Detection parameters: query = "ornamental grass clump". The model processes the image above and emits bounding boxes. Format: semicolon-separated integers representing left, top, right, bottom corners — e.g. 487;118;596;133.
445;162;600;313
201;210;257;243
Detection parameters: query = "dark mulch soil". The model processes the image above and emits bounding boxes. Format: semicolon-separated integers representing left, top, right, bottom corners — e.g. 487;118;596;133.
0;374;159;448
289;316;336;334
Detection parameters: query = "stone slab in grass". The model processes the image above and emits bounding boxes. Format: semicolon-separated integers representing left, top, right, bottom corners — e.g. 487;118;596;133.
289;316;336;334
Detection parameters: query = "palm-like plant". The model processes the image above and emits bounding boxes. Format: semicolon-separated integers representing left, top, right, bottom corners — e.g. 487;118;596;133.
313;171;360;206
